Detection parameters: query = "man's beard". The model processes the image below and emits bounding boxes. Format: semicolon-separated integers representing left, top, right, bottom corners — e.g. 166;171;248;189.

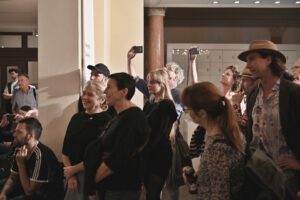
12;134;30;148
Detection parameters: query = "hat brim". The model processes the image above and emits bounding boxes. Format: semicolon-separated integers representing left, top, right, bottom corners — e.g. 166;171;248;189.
238;49;286;64
87;65;95;70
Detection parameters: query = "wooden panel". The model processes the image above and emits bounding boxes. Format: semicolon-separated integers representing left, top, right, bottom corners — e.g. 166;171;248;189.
0;48;37;61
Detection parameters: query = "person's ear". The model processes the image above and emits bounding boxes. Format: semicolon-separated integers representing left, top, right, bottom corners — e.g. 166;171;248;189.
98;97;105;103
266;56;272;65
121;88;128;97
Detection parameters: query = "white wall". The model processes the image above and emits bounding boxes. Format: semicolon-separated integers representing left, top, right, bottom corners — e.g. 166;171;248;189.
38;0;81;157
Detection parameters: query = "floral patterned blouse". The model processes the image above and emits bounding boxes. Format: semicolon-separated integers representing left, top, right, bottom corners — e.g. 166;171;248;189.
197;135;244;200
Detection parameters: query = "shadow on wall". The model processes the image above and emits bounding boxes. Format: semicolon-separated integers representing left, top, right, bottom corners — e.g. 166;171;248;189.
37;69;81;157
39;101;77;157
38;69;80;98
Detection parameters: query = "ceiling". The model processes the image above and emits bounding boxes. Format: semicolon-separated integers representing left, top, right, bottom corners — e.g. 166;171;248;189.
0;0;37;32
0;0;299;32
145;0;300;8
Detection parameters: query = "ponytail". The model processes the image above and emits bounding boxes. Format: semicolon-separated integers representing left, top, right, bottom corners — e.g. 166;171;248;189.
218;97;244;152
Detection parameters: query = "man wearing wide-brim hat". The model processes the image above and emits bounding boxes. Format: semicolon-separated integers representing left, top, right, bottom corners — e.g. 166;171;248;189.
291;59;300;84
238;40;300;199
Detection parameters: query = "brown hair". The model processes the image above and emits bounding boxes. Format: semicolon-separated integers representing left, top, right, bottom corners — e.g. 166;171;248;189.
258;52;286;77
225;65;240;92
181;81;244;152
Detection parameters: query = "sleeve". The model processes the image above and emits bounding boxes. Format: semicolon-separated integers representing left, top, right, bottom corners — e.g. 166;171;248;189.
189;126;206;158
11;92;17;112
134;76;150;99
232;103;247;128
104;111;148;172
206;145;231;200
30;150;48;182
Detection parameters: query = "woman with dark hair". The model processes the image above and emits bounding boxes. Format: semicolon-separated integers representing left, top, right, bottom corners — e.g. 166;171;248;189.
62;80;112;200
143;69;178;200
181;81;245;199
85;73;149;200
220;65;240;103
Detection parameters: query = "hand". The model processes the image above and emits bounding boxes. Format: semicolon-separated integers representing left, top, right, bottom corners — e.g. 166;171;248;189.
189;53;197;62
127;47;136;60
0;193;7;200
276;156;300;170
67;176;79;193
88;195;97;200
16;145;28;165
232;92;244;105
14;114;25;122
64;166;76;180
294;79;300;85
0;114;10;127
240;114;248;127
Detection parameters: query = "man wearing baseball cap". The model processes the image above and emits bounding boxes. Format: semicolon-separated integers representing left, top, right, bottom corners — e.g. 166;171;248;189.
291;59;300;84
78;63;110;112
87;63;110;83
239;40;300;199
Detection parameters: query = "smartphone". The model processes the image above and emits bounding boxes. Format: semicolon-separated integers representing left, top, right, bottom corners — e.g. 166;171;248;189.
189;47;200;55
133;46;143;53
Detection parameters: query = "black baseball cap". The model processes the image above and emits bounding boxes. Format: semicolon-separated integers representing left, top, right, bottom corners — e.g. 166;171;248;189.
87;63;110;77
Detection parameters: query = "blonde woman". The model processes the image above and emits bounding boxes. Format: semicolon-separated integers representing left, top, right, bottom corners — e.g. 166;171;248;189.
62;80;112;200
182;82;245;199
143;69;178;200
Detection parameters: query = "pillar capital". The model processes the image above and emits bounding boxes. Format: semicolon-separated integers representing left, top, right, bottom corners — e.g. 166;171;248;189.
148;8;165;17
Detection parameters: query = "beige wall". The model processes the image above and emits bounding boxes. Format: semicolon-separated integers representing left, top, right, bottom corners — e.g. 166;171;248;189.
94;0;144;108
165;27;300;44
38;0;81;157
38;0;144;158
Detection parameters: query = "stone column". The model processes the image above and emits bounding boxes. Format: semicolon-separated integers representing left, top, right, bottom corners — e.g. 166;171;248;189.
147;8;165;74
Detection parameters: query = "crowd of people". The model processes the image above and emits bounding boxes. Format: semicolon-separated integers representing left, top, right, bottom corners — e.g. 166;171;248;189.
0;40;300;200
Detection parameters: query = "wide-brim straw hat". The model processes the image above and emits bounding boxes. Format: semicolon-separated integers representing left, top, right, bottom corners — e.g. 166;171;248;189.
238;40;286;64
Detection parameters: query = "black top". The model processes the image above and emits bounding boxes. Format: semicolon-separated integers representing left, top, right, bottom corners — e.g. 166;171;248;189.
11;142;64;200
98;107;149;190
62;111;112;165
143;99;178;178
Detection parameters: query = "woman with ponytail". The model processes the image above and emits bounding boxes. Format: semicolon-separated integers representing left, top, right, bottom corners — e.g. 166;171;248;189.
181;81;245;200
